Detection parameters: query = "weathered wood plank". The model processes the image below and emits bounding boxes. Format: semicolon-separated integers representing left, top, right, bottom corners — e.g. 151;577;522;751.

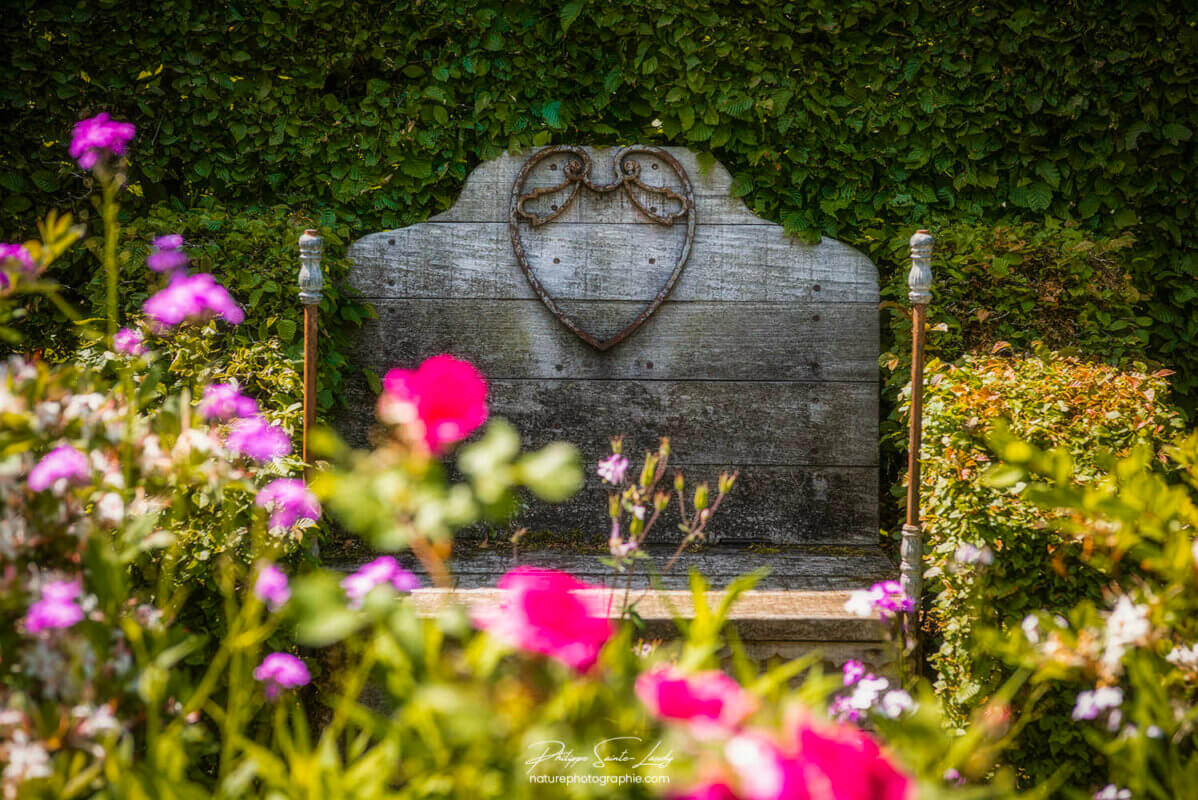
339;376;877;467
328;544;895;592
354;299;878;382
348;223;877;303
482;465;878;545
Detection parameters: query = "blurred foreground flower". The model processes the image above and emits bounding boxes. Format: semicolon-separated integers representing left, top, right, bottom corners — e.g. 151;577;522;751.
27;445;90;493
226;416;291;462
199;382;259;421
341;556;420;608
380;354;487;453
143;273;244;328
475;567;613;672
25;579;84;633
254;565;291;611
255;479;320;529
635;665;757;735
69;113;135;170
253;653;310;700
113;327;146;356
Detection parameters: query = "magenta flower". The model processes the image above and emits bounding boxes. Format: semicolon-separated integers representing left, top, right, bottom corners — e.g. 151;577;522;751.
146;234;189;274
379;355;488;453
143;273;244;328
845;580;914;621
597;453;629;484
842;659;866;686
198;382;259;422
255;478;320;529
254;564;291;610
225;415;291;462
25;579;84;633
28;445;90;492
635;665;757;735
341;556;420;607
0;244;35;272
113;327;146;356
69;113;136;170
253;653;310;700
474;567;613;672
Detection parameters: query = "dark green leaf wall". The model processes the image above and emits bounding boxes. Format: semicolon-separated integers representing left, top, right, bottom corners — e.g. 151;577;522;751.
3;0;1196;398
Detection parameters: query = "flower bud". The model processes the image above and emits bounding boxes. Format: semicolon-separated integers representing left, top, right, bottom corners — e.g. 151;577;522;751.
654;490;670;511
674;471;685;492
694;482;709;511
658;437;670;458
608;494;620;517
719;470;738;494
699;508;710;523
609;435;623;455
640;454;657;488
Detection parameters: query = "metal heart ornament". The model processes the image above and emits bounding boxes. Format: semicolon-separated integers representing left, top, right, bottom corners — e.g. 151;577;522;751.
508;145;696;351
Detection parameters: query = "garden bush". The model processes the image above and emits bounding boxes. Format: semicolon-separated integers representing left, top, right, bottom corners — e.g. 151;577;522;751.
919;348;1187;785
977;427;1198;799
875;220;1152;521
0;110;1037;800
2;0;1195;404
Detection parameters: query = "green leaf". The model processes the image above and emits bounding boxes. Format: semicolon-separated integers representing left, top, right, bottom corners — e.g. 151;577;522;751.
560;0;586;32
277;318;297;342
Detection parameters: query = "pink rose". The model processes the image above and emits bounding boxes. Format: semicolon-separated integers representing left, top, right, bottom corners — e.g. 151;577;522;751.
790;716;913;800
475;567;613;672
636;665;757;734
380;355;488;453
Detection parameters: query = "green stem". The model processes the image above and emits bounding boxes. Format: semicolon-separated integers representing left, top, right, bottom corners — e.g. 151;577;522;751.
101;171;120;338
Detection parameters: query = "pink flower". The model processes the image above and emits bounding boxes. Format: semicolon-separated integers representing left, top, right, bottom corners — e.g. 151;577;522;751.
475;567;613;672
69;113;136;169
199;382;259;421
146;234;189;274
842;660;866;686
255;478;320;529
225;415;291;462
28;445;90;492
718;718;914;800
0;244;35;272
254;564;290;610
790;717;913;800
673;781;741;800
636;665;757;734
597;453;629;484
845;581;914;621
25;579;84;633
253;653;310;700
143;273;244;328
380;355;488;453
113;327;146;356
341;556;420;607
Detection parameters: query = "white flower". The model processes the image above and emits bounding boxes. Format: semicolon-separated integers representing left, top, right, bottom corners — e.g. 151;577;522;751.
846;676;890;711
1166;643;1198;672
845;589;874;617
1073;686;1123;721
95;493;125;526
1021;615;1040;643
1;730;52;783
878;689;916;718
1094;785;1131;800
72;704;121;737
1103;597;1151;671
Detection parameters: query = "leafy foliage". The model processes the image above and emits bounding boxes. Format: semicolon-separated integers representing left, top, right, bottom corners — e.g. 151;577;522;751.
918;349;1186;785
1;0;1195;402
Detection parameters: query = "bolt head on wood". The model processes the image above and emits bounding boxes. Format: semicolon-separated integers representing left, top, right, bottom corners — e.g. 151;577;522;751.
298;228;324;305
907;229;933;305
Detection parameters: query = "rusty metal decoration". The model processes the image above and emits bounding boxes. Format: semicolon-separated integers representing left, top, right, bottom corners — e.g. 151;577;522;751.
509;145;696;350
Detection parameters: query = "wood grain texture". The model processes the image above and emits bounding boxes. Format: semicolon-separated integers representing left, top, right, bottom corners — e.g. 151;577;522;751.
339;375;877;467
341;145;883;557
354;299;878;382
493;465;879;545
350;222;877;303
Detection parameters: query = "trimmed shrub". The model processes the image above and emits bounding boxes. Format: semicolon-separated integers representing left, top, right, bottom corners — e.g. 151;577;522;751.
919;349;1186;784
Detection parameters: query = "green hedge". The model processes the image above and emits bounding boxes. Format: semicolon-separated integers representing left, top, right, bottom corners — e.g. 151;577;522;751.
920;349;1186;784
15;202;373;418
2;0;1196;403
